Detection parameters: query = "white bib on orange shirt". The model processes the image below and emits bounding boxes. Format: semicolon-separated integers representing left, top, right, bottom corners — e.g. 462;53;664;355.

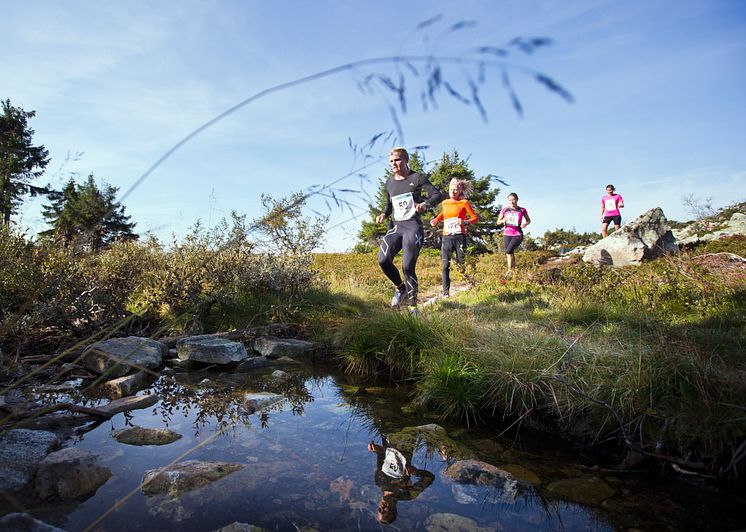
444;217;462;235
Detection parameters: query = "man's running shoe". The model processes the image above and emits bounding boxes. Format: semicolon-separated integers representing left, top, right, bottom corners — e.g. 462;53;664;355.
391;286;407;308
408;306;419;317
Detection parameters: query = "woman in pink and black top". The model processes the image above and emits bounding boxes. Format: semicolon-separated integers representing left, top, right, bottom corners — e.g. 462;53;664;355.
600;184;624;237
496;192;530;273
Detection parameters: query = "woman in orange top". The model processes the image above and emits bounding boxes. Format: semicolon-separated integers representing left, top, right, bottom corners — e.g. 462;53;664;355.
431;178;479;297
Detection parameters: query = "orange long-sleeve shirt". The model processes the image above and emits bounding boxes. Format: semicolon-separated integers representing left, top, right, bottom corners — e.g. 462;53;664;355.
432;198;478;235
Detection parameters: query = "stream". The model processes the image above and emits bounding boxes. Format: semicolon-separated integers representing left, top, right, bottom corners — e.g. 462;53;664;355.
22;360;745;531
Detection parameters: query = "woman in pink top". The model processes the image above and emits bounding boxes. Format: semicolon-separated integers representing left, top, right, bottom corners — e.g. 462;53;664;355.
496;192;530;273
600;184;624;237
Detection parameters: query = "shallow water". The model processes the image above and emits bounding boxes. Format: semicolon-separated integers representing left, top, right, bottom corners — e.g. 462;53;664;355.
23;362;745;531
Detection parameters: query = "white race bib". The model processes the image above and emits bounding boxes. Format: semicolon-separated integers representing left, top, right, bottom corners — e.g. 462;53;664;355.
604;198;617;212
392;192;415;221
504;211;521;227
382;447;407;479
444;217;462;235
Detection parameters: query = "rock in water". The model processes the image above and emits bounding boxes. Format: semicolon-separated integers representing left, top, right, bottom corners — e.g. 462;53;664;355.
546;475;616;505
82;336;166;377
0;429;60;494
252;337;314;359
176;335;248;364
112;426;182;445
583;207;677;266
34;447;111;500
142;460;244;497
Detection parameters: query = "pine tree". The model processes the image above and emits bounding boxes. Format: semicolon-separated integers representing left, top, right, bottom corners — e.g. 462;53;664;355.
40;174;138;251
0;99;50;224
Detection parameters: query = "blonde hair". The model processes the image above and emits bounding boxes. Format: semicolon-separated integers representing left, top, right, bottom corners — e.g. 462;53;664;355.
389;147;409;162
450;177;473;198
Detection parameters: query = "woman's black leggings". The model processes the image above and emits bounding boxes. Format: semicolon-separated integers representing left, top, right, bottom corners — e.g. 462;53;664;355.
441;234;465;292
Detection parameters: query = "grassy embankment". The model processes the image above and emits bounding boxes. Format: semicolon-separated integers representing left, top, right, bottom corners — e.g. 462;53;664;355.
314;238;746;477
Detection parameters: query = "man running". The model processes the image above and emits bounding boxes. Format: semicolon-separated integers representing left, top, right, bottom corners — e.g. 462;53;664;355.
376;147;444;310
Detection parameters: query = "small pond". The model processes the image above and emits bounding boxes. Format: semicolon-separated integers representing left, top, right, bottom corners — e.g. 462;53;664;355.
23;361;745;531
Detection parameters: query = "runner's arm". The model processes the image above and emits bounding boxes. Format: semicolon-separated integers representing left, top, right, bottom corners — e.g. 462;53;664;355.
464;202;479;225
522;209;531;227
419;177;445;210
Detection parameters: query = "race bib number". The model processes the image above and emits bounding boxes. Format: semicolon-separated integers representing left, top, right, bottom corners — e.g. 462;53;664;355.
382;447;407;479
392;192;415;221
444;217;462;235
504;211;521;227
604;198;617;212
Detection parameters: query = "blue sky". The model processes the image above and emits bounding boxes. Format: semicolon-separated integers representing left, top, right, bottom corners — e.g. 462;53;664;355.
3;0;745;251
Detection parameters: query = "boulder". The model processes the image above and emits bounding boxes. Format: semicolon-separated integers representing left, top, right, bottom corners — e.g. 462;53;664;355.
0;429;60;494
34;447;111;500
252;337;314;359
243;392;285;414
102;371;151;398
82;336;166;377
176;336;248;365
236;356;272;372
112;426;182;446
0;513;65;532
142;460;244;497
583;207;677;266
98;394;160;415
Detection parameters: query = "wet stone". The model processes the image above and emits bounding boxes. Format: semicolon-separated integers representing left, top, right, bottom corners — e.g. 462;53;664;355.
102;371;151;398
177;335;248;365
237;356;272;372
111;426;182;446
98;393;159;415
253;336;315;359
243;392;285;414
34;447;111;500
424;512;495;532
0;428;60;494
82;336;166;377
546;476;616;505
142;460;244;498
500;464;542;485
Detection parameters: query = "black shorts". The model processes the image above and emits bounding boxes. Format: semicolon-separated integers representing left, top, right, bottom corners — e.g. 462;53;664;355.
603;215;621;225
504;234;523;254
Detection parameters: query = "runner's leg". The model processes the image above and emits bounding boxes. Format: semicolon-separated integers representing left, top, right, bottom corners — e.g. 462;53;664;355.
441;236;454;294
378;226;404;287
401;222;423;306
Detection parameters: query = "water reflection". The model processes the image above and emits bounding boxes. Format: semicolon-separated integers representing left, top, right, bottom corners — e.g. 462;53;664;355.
18;364;744;531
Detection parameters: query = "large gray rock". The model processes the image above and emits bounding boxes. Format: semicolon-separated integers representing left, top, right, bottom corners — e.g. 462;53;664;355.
252;337;315;359
176;336;248;365
112;426;182;446
142;460;244;497
98;394;160;415
0;429;60;494
82;336;166;377
583;207;677;266
0;513;66;531
102;371;151;398
34;447;111;500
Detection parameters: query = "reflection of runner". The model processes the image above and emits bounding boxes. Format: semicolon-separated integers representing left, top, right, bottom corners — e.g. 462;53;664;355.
376;148;444;311
367;438;435;525
600;184;624;237
496;192;530;273
431;178;478;297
